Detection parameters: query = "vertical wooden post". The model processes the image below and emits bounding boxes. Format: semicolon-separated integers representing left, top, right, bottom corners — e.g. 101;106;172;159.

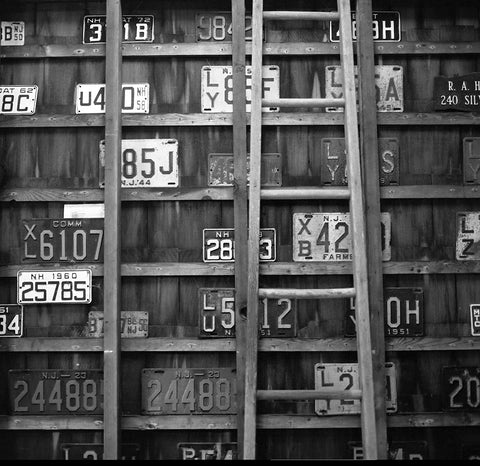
103;0;122;459
355;0;388;459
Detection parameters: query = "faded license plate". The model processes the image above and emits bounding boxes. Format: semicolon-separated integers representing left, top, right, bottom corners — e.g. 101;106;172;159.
201;65;279;113
325;65;403;112
141;368;236;414
178;442;237;460
199;288;295;338
471;304;480;336
349;441;427;460
88;310;148;338
8;369;103;414
22;218;104;263
315;362;397;415
293;212;391;262
208;153;282;187
0;304;23;337
203;228;276;262
0;85;37;114
17;269;92;304
99;138;178;188
442;366;480;411
321;138;399;186
1;21;25;46
463;137;480;184
456;212;480;260
75;83;149;114
62;443;140;460
196;11;252;41
83;15;154;44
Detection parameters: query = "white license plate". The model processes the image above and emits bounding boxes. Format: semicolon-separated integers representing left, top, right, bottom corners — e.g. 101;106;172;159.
0;304;23;337
456;212;480;260
99;139;178;188
315;362;397;415
17;269;92;304
75;83;149;114
293;212;391;262
1;21;25;46
325;65;403;112
471;304;480;337
203;228;276;262
201;65;279;113
88;310;148;338
64;203;105;219
0;86;37;114
83;15;154;44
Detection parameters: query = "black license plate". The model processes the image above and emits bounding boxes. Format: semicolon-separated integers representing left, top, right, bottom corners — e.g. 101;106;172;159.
349;441;427;460
463;137;480;185
61;443;140;460
178;442;237;460
0;304;23;337
83;15;154;44
442;366;480;411
196;12;252;42
471;304;480;336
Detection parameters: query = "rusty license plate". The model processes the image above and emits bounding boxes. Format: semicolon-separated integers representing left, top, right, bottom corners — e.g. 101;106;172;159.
456;212;480;260
88;310;148;338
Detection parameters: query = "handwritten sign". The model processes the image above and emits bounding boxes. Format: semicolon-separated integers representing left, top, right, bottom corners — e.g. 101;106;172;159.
434;73;480;111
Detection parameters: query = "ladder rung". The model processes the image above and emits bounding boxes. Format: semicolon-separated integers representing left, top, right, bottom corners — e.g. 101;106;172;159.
261;187;350;200
263;11;340;21
258;288;356;299
262;98;345;108
257;389;362;401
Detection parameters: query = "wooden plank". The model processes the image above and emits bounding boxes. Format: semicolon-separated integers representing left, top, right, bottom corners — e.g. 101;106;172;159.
259;287;355;299
262;11;339;21
257;390;362;400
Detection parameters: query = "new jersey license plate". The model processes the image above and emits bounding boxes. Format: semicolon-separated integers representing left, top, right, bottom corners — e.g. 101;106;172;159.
88;310;149;338
325;65;403;112
141;368;236;414
456;212;480;260
22;218;104;263
99;139;179;188
198;288;295;338
203;228;276;262
1;21;25;46
75;83;149;114
178;442;237;460
17;269;92;304
442;366;480;411
0;304;23;337
8;369;103;414
293;212;391;262
315;362;397;415
83;15;154;44
0;85;37;114
62;443;140;461
196;11;252;42
201;65;279;113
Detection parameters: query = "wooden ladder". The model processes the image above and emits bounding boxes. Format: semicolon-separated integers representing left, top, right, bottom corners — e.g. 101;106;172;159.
241;0;380;459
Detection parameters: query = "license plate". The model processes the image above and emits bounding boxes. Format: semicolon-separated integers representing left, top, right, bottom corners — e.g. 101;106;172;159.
178;442;237;460
88;310;149;338
17;269;92;304
99;139;179;188
315;362;397;415
471;304;480;336
330;11;401;42
345;287;424;337
196;11;253;42
349;441;427;460
1;21;25;46
325;65;403;112
293;212;391;262
141;368;236;414
198;288;296;338
463;137;480;184
0;86;37;115
62;443;140;460
462;445;480;460
208;153;282;187
75;83;149;114
442;366;480;411
456;212;480;260
64;203;105;219
83;15;154;44
321;138;399;186
0;304;23;337
22;218;104;263
203;228;276;262
8;369;103;414
201;65;279;113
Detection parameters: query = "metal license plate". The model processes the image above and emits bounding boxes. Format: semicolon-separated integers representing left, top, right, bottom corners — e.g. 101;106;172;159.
88;310;148;338
8;369;103;414
203;228;276;262
22;218;104;263
196;11;253;42
99;139;179;188
0;85;37;115
349;441;427;460
325;65;403;112
75;83;149;114
330;11;401;42
471;304;480;336
208;153;282;187
83;15;154;44
201;65;279;113
345;287;424;337
178;442;237;460
293;212;391;262
1;21;25;46
463;138;480;184
442;366;480;411
62;443;140;460
321;138;399;186
17;269;92;304
141;367;236;414
434;72;480;111
0;304;23;337
198;288;295;338
456;212;480;260
315;362;397;415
